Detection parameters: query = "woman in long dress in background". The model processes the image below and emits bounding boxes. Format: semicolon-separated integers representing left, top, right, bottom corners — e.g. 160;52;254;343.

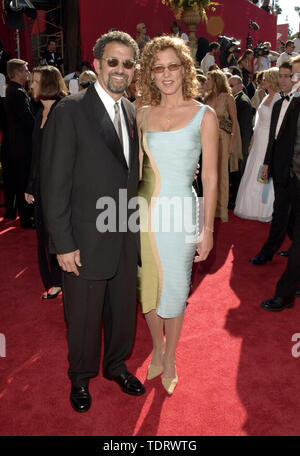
234;67;281;222
205;70;242;222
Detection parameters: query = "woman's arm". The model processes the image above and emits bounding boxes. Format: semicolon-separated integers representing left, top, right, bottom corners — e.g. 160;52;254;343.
195;107;218;262
227;93;238;155
136;107;144;181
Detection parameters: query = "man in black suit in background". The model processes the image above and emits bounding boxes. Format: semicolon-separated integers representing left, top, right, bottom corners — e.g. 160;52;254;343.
2;59;34;226
260;56;300;311
40;31;144;413
228;75;253;208
40;38;63;72
249;61;296;266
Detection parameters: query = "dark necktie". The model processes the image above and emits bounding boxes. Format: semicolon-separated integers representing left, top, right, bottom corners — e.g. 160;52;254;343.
113;102;123;148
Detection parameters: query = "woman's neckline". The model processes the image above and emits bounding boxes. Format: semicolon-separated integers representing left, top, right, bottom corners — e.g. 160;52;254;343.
147;106;204;133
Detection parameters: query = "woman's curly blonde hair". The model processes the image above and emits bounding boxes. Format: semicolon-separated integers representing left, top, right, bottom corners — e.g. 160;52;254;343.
136;36;199;106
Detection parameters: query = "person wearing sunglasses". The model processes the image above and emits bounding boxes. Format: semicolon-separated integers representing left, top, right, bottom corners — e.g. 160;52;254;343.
136;36;218;394
40;31;144;413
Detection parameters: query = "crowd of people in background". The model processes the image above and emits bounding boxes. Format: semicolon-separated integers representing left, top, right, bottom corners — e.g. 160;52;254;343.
0;12;299;283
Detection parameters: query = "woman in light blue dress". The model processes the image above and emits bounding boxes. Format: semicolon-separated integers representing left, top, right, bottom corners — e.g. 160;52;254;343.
136;36;218;394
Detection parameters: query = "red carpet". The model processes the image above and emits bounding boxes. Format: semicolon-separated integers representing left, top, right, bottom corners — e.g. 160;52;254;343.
0;208;299;436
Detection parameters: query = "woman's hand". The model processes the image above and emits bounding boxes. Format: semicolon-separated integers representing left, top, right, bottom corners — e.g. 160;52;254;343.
25;193;34;204
228;141;234;155
194;231;213;262
261;164;269;181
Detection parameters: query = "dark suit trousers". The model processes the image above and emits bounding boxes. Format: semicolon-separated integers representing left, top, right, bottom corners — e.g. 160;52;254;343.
62;236;138;388
1;150;16;218
34;192;61;291
275;176;300;297
260;180;291;258
5;155;33;225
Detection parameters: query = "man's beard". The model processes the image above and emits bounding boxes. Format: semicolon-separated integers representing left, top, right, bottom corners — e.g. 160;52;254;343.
107;72;129;94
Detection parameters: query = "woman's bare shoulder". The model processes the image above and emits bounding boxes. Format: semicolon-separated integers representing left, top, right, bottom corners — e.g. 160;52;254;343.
136;105;151;123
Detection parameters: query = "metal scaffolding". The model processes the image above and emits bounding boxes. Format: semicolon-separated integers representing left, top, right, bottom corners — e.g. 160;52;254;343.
31;0;64;71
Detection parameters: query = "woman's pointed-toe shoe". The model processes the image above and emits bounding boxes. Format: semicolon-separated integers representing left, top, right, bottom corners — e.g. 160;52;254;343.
161;375;178;395
147;363;163;380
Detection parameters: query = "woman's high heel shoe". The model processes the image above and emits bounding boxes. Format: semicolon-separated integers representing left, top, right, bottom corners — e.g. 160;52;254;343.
161;375;178;395
42;287;62;300
147;364;163;380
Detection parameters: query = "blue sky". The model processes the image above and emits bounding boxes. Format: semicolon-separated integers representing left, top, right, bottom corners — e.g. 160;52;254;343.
277;0;299;34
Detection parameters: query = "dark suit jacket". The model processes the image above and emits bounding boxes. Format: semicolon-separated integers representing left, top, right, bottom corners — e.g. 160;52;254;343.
235;91;253;156
40;84;141;281
246;81;256;100
26;101;58;196
40;50;63;70
264;96;298;185
3;81;34;157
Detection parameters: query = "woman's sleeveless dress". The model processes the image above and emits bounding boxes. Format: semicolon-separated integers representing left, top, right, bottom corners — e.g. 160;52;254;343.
137;105;208;318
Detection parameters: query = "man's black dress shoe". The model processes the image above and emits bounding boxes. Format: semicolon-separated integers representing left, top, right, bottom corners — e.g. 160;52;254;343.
249;252;272;265
70;385;91;413
260;296;294;312
296;287;300;298
104;371;145;396
277;250;289;257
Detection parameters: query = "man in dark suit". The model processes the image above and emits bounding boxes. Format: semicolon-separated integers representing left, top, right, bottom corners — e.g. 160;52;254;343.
228;75;253;207
2;59;34;226
246;76;256;101
249;61;296;266
40;38;63;72
260;56;300;311
40;31;144;413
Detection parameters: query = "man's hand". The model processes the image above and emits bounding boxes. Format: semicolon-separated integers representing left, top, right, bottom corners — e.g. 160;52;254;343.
261;164;269;181
57;249;82;276
25;193;34;204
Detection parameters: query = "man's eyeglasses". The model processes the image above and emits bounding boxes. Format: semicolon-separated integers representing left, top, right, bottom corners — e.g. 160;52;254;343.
101;57;136;70
152;63;182;74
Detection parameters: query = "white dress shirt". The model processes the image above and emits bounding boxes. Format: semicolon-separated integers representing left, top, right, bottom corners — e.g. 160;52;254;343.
254;56;270;72
276;51;298;67
200;53;215;74
94;80;129;167
293;37;300;54
173;32;189;43
69;78;79;95
275;92;294;139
